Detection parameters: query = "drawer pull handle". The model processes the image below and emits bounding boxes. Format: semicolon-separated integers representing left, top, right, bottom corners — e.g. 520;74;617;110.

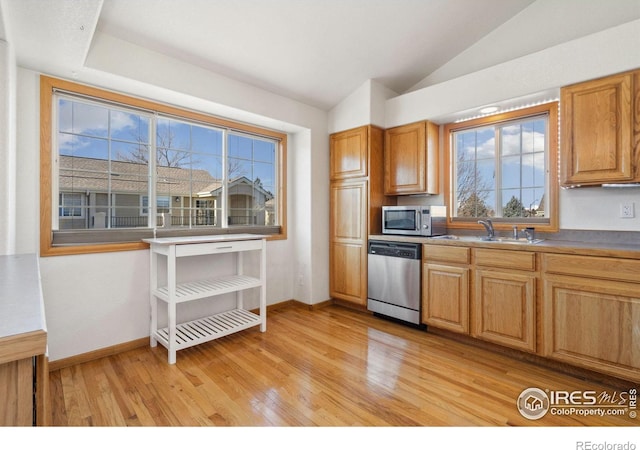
216;246;233;249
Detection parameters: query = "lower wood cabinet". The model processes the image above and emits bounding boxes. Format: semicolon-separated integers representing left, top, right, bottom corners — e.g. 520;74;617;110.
0;354;48;426
473;269;537;352
472;248;538;352
423;263;470;333
422;244;470;333
421;243;640;383
0;254;48;426
330;241;366;305
542;253;640;382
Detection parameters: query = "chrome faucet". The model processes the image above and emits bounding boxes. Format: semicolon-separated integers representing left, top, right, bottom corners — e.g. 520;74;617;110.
478;219;495;240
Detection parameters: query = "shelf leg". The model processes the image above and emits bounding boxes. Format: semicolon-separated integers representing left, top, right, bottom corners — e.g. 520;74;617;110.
168;245;177;364
149;246;158;347
236;250;243;310
260;238;267;332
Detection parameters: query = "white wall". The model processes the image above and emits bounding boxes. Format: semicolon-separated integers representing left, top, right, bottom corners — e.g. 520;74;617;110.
0;39;16;255
16;31;331;360
385;20;640;127
328;79;397;133
408;0;640;92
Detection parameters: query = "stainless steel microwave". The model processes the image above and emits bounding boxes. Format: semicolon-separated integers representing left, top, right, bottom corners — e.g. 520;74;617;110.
382;205;446;236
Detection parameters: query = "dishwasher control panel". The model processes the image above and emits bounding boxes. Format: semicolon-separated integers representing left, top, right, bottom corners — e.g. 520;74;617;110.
368;241;421;259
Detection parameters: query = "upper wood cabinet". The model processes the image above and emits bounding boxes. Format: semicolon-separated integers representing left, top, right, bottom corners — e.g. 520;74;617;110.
384;121;439;195
560;69;640;186
330;126;368;180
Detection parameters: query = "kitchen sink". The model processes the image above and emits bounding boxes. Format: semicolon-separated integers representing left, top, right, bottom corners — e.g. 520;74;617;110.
486;237;545;244
431;235;544;245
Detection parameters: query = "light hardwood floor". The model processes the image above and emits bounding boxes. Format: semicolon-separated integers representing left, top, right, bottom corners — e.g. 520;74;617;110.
49;304;638;426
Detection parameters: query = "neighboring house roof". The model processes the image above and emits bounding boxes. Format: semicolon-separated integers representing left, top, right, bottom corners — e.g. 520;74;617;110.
59;156;218;196
59;156;271;200
201;176;273;200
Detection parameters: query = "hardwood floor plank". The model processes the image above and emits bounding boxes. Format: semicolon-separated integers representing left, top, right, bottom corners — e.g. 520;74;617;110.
49;304;639;427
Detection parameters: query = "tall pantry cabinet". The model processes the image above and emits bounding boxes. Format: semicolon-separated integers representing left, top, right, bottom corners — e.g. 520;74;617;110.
329;125;391;306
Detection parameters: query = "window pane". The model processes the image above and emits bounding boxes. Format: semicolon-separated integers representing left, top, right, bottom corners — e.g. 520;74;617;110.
113;195;147;228
253;139;275;163
192;126;223;156
113;141;149;165
154;118;225;229
501;155;521;189
229;134;255;160
193;155;223;182
501;124;521;156
56;96;151;230
53;92;281;237
533;152;546;186
72;101;109;138
59;135;109;160
110;111;149;143
502;190;524;217
452;113;549;221
521;153;535;188
157;118;191;151
157;148;190;168
227;134;277;227
228;157;251;180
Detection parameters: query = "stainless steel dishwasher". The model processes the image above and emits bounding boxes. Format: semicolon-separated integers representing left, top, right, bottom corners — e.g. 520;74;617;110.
367;240;422;325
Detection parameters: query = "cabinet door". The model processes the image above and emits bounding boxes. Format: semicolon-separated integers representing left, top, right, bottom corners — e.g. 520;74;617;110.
385;122;427;194
330;126;368;180
0;358;33;425
330;179;367;241
330;242;366;305
473;269;536;352
330;179;367;305
422;263;469;333
543;275;640;382
385;122;425;195
561;72;634;185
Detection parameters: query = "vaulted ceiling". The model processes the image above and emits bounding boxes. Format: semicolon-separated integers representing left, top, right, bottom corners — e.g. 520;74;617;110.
1;0;639;110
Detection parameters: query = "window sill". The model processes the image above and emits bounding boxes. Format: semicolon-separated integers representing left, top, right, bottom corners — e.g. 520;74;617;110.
42;226;284;257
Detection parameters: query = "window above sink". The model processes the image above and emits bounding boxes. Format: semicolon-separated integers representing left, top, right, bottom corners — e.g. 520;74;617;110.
444;102;559;234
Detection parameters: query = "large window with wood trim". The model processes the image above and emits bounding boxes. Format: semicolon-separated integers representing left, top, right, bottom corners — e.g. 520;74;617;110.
41;76;287;256
444;102;558;231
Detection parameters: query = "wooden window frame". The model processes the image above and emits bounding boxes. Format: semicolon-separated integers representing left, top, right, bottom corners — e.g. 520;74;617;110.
40;76;287;256
443;102;559;233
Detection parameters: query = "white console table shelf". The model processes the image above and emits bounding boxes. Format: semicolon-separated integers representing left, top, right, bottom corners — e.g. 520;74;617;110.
144;234;267;364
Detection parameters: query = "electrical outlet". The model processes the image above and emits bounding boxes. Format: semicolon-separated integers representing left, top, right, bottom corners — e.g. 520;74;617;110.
620;202;635;218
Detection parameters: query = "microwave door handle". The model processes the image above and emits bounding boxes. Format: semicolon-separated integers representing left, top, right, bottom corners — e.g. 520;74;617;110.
416;210;421;231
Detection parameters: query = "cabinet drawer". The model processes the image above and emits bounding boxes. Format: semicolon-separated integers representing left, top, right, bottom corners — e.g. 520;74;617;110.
474;248;536;271
424;244;470;264
176;239;262;257
543;253;640;283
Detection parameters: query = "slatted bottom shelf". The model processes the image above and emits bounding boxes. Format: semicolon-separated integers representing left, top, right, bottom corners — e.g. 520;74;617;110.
154;308;262;351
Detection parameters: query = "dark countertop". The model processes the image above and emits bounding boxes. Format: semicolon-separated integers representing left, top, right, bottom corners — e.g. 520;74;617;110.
369;234;640;259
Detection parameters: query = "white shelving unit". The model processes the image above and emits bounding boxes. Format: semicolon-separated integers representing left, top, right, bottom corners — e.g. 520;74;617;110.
143;234;267;364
